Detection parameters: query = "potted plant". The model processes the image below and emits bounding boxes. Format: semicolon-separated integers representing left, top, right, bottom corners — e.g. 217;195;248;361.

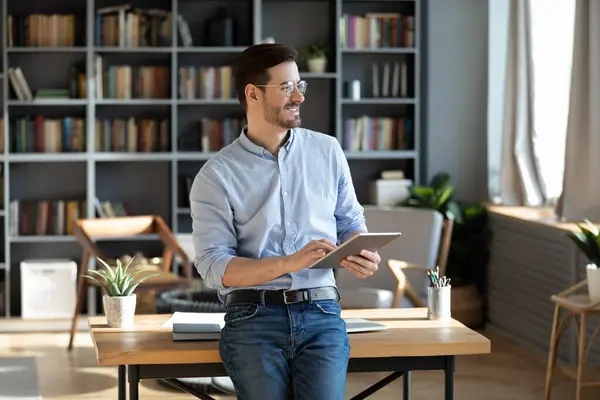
306;40;328;73
82;256;159;328
400;172;464;223
566;219;600;302
401;172;491;328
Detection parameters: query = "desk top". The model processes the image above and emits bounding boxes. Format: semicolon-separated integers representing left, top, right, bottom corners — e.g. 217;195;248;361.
88;308;491;367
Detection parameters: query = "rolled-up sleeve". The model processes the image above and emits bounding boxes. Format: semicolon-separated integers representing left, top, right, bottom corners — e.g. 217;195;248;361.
190;166;237;289
332;139;367;242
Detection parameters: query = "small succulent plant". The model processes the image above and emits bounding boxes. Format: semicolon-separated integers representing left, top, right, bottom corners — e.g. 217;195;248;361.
82;256;159;297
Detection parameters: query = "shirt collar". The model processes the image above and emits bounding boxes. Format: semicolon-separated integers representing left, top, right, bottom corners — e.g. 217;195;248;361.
238;126;296;158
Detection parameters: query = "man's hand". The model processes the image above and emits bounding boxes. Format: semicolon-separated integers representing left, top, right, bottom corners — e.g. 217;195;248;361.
284;239;337;273
341;249;381;279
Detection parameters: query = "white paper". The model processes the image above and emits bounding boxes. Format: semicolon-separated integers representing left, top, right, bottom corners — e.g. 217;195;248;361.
161;311;226;328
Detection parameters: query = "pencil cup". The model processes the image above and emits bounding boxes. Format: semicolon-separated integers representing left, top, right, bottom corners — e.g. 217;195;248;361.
427;285;451;321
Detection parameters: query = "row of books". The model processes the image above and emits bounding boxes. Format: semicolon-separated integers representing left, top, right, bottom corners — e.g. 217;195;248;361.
8;65;86;101
179;117;246;153
7;14;84;48
96;5;172;48
95;4;192;47
371;61;409;98
95;117;169;153
8;199;86;237
342;116;413;151
178;66;235;100
11;116;85;153
93;198;129;218
95;57;170;99
340;13;415;49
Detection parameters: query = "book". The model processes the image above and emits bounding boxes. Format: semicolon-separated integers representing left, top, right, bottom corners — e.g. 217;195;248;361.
162;311;225;341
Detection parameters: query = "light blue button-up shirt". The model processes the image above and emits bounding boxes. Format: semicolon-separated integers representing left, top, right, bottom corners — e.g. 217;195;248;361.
190;127;367;301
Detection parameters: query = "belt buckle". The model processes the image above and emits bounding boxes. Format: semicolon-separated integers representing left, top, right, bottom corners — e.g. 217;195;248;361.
283;290;304;304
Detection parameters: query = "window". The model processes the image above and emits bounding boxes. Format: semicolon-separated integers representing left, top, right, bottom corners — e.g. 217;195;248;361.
529;0;576;201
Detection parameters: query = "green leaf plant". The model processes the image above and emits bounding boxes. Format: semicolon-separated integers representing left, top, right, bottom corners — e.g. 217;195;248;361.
401;172;491;288
401;172;463;224
82;256;160;297
566;219;600;267
306;40;328;59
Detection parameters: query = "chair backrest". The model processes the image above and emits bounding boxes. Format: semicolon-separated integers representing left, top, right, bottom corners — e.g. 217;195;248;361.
436;218;454;276
335;206;444;297
73;215;193;278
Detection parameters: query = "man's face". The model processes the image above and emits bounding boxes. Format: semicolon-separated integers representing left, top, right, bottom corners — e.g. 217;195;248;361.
259;61;306;129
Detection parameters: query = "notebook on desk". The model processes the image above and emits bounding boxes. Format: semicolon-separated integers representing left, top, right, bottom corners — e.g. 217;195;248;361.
162;312;225;341
164;312;388;342
345;318;388;333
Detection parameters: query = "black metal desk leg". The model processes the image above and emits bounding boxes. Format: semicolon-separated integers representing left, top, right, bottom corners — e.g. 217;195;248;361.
118;365;126;400
444;356;455;400
128;365;139;400
403;371;411;399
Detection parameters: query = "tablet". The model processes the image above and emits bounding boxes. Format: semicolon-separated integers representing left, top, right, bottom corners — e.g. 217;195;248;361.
309;232;401;269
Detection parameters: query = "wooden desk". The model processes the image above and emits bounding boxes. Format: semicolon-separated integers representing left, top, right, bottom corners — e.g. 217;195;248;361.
88;308;490;400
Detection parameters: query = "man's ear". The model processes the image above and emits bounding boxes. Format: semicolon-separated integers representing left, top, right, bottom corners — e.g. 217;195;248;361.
245;84;260;105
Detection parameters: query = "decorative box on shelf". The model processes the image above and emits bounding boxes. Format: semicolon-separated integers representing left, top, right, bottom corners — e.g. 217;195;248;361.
20;259;77;320
370;179;413;207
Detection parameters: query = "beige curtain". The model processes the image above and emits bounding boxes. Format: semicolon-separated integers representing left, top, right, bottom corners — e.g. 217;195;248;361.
488;0;545;206
556;0;600;221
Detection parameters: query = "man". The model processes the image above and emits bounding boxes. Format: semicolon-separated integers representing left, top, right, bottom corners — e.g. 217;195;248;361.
190;43;381;400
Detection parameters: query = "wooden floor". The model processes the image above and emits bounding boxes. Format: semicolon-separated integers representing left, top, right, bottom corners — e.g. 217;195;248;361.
0;328;597;399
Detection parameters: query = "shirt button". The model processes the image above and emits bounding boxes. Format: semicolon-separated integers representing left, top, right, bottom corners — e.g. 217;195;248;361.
283;191;288;196
286;222;291;227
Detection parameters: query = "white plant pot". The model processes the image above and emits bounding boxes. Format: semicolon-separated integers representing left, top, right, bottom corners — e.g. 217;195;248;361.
586;264;600;302
307;57;327;74
102;294;136;328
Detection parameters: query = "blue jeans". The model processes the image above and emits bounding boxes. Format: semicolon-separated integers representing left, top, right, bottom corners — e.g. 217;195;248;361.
219;299;350;400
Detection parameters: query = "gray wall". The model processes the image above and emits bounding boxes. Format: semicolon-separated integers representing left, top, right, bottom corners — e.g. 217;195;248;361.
425;0;489;201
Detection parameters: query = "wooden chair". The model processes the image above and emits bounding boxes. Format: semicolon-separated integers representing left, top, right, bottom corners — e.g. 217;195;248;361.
67;215;193;350
388;218;454;308
545;280;600;400
337;207;447;310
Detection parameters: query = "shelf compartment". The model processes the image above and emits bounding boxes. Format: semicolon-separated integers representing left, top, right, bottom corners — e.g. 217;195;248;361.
262;0;337;73
349;158;416;205
177;1;254;48
95;160;172;225
7;52;87;102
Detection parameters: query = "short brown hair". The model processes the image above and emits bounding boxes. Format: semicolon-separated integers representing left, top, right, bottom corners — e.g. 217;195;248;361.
232;43;298;109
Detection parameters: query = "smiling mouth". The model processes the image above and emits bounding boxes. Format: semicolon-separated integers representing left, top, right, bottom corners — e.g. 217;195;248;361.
284;105;300;114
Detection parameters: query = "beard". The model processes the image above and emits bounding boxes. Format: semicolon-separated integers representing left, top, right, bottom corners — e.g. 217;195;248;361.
264;101;301;129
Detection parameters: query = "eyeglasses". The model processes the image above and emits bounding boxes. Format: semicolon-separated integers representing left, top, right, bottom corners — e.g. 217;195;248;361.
255;80;308;97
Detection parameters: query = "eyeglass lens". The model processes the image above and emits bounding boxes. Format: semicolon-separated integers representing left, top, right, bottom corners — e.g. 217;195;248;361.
285;81;307;96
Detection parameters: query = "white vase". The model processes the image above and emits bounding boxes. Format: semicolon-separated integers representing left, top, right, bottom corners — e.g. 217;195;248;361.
307;57;327;73
586;264;600;302
102;294;137;328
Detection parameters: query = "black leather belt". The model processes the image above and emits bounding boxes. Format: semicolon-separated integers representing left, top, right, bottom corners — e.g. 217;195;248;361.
225;286;340;306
